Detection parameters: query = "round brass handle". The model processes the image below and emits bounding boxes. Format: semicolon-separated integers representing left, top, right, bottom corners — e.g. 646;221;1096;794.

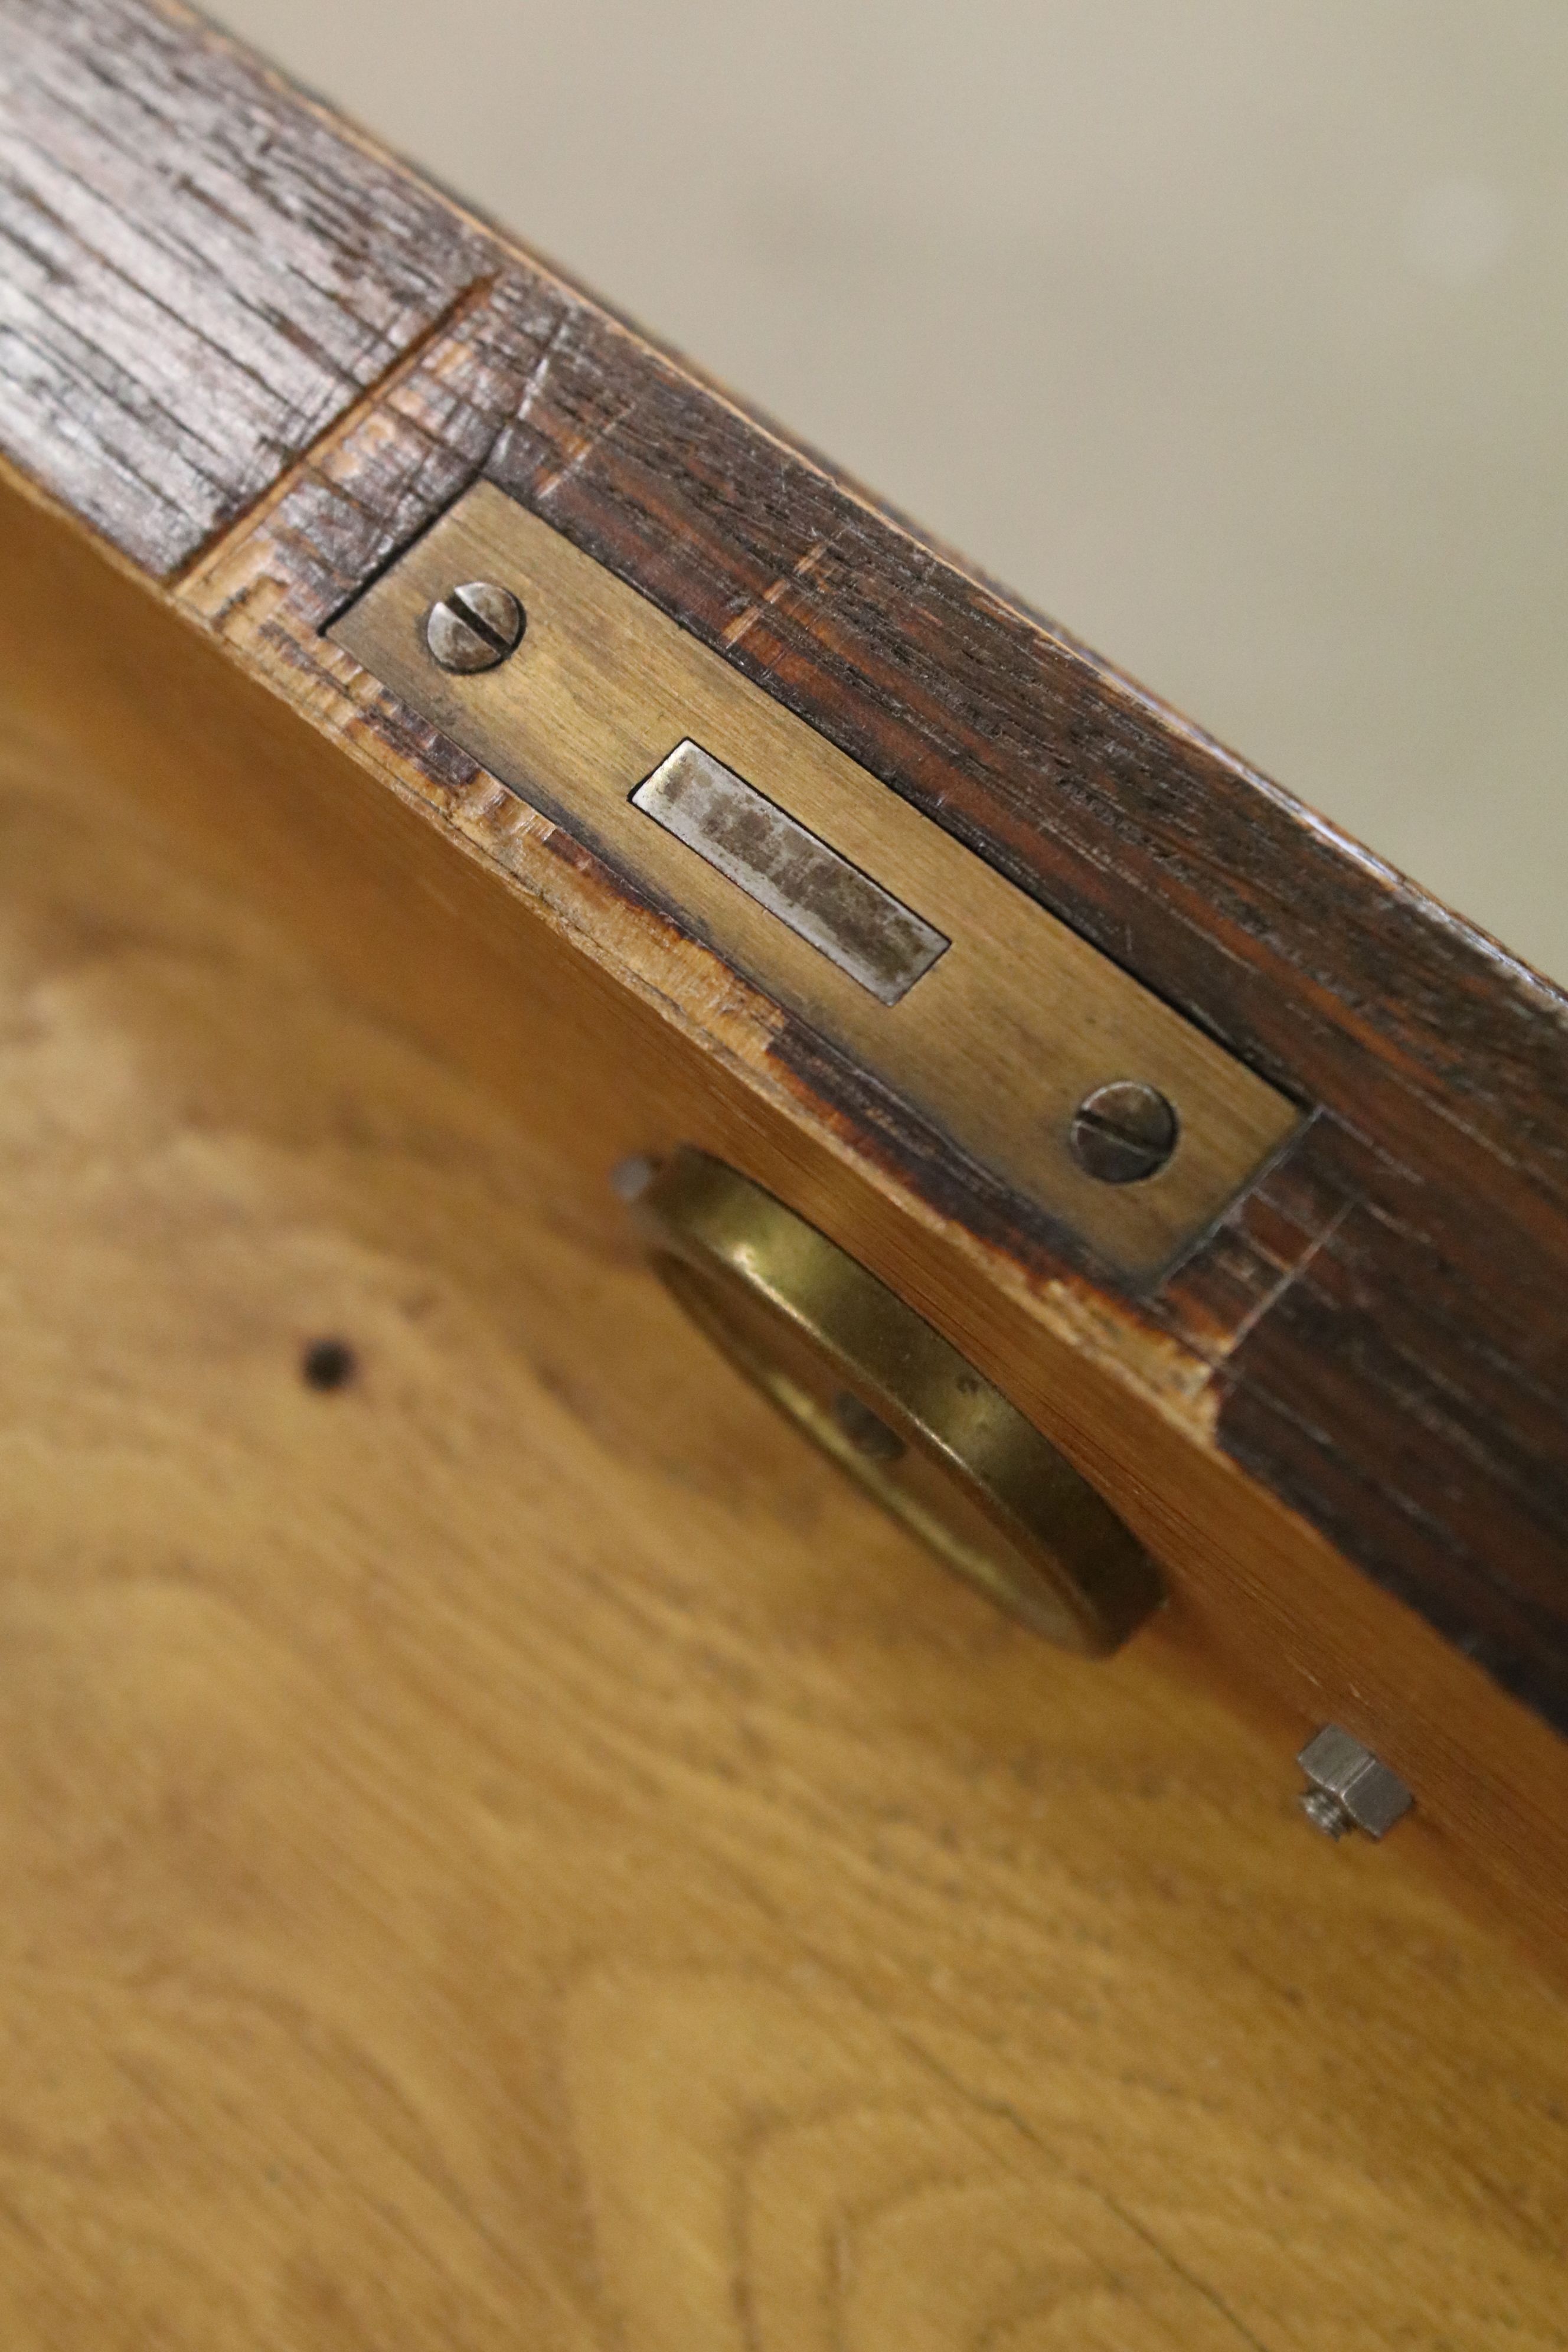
631;1150;1162;1655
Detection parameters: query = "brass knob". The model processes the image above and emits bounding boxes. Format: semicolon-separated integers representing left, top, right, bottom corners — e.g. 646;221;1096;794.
629;1151;1162;1655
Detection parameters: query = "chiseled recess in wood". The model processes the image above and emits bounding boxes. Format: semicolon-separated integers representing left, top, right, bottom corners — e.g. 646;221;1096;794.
174;486;1213;1430
171;264;1568;1745
0;0;494;573
328;484;1300;1281
1;717;1566;2349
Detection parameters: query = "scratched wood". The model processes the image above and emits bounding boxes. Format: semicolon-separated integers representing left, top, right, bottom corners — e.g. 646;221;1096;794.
2;700;1566;2351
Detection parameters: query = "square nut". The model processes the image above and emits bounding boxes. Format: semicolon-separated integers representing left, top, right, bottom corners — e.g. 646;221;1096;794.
1298;1726;1414;1840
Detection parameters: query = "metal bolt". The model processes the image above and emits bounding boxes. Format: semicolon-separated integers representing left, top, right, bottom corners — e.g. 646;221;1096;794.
1069;1080;1178;1185
1300;1788;1357;1841
1297;1725;1413;1841
425;580;525;673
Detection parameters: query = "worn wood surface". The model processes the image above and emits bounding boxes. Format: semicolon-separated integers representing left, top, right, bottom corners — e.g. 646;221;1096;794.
1;6;1566;1849
2;696;1567;2350
0;0;491;574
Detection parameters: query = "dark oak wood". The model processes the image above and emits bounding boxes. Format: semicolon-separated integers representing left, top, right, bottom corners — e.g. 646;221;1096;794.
1;2;1566;1766
0;0;491;574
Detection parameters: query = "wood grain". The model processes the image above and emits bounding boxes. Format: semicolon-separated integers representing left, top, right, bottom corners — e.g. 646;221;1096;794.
2;692;1567;2351
0;0;1544;1740
6;462;1568;1966
0;0;491;573
1;3;1566;1902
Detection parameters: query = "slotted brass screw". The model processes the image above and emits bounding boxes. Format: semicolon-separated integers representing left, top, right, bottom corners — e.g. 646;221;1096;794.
425;580;525;673
1069;1080;1179;1184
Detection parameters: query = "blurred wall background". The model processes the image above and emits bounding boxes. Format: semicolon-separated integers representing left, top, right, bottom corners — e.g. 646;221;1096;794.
210;0;1568;984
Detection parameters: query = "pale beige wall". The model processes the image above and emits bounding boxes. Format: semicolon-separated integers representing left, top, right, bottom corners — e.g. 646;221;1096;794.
211;0;1568;984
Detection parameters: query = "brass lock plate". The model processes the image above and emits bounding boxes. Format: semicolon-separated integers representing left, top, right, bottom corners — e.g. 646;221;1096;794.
331;481;1299;1279
631;1150;1162;1655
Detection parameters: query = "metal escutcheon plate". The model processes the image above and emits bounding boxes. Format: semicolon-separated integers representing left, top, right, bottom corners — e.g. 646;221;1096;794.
632;1150;1162;1655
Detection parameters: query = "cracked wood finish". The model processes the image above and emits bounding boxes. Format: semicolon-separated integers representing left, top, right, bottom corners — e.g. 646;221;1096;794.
1;705;1566;2349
